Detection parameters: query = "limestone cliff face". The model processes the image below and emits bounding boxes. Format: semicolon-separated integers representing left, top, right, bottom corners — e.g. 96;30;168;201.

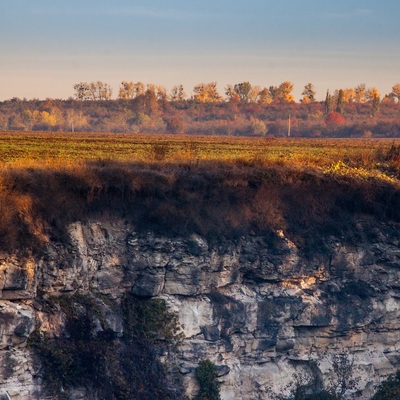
0;219;399;399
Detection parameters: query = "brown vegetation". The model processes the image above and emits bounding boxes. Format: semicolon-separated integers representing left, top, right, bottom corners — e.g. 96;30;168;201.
0;138;398;255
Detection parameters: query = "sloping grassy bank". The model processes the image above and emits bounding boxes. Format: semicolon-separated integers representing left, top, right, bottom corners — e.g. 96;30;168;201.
0;159;398;255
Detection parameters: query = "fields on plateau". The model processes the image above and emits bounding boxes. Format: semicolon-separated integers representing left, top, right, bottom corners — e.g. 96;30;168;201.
0;131;399;182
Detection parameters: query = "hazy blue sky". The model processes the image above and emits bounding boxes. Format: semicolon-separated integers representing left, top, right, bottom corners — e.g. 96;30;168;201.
1;0;399;100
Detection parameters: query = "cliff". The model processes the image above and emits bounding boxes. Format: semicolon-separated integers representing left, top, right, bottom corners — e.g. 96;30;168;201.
0;162;398;399
0;217;398;399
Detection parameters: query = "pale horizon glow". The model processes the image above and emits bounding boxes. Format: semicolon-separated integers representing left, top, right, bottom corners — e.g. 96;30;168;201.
1;0;399;101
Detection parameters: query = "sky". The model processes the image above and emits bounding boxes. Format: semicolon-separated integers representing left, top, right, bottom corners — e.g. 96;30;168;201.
1;0;399;101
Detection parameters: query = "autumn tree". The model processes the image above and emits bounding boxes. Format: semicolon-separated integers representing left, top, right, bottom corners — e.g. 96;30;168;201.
371;94;381;116
144;84;166;101
21;110;36;130
249;85;261;103
73;81;112;101
248;117;267;135
391;83;400;103
279;81;294;102
193;82;222;103
40;111;58;128
66;109;75;132
170;85;186;101
225;82;261;103
382;94;396;104
100;83;113;100
301;82;316;103
354;83;366;103
343;88;355;103
133;82;145;97
258;87;273;105
225;85;240;103
336;89;345;114
87;82;98;100
89;81;112;100
269;85;279;101
119;81;160;100
21;110;58;130
366;87;379;101
367;87;381;116
234;82;252;102
119;81;134;99
324;90;334;115
142;89;160;116
156;85;167;101
325;112;345;130
269;82;294;103
73;82;91;101
65;109;88;131
146;84;157;95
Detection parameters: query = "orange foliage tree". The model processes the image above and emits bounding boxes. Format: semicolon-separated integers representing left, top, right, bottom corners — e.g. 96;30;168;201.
325;112;345;129
193;82;222;103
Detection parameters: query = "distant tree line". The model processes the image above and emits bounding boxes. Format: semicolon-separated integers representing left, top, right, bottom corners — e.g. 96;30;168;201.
0;81;400;137
71;81;400;106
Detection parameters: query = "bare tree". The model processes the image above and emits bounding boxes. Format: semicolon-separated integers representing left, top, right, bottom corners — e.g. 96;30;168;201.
73;81;112;101
170;85;186;101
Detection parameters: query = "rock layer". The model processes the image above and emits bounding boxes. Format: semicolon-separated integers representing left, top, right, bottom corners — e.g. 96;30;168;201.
0;219;399;399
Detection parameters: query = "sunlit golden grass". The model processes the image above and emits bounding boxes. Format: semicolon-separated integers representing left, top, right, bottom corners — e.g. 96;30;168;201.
0;131;399;183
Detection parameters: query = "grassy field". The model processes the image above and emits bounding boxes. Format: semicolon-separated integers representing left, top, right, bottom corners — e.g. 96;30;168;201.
0;131;399;182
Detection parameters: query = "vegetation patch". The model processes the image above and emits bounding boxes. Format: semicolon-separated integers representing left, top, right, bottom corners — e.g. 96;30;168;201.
29;293;184;400
194;360;221;400
0;153;398;256
372;371;400;399
270;355;361;400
